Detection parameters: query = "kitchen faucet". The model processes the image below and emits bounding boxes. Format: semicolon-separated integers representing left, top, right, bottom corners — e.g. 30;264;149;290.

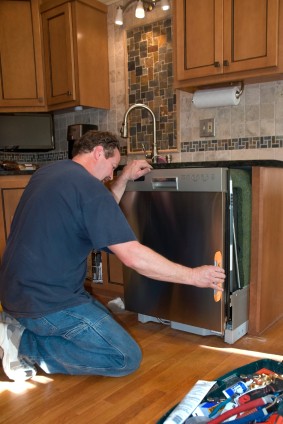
120;103;159;163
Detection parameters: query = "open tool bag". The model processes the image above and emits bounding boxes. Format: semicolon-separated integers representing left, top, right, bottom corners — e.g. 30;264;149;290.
158;359;283;424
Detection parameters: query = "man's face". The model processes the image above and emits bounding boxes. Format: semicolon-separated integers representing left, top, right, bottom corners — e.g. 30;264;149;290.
93;147;121;182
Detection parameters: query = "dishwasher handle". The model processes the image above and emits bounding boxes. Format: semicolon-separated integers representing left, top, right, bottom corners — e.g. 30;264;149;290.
151;177;178;190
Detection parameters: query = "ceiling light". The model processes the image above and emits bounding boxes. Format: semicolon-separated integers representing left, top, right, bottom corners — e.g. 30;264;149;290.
114;0;170;26
160;0;170;11
115;6;123;25
135;0;145;19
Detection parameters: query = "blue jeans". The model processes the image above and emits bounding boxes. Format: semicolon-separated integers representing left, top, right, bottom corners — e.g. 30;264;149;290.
17;299;142;377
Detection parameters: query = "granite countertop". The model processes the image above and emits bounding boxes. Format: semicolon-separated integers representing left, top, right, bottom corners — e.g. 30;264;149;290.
0;168;36;176
117;159;283;172
1;159;283;176
151;159;283;169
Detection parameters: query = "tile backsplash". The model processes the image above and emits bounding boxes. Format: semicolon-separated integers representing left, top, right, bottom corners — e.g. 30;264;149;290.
178;81;283;162
126;18;176;154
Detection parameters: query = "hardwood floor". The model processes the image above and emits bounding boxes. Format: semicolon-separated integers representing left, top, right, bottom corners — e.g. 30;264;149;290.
1;300;283;424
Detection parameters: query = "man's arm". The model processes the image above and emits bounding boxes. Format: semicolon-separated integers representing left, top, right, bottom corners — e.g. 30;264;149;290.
110;160;152;203
109;240;226;290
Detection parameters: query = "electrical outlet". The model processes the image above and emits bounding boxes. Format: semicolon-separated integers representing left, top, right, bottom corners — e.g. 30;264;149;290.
199;118;215;137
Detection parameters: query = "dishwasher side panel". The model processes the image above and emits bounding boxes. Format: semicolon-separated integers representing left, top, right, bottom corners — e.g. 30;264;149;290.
120;191;226;334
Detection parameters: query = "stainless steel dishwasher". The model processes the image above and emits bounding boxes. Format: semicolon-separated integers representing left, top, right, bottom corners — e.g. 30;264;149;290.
119;167;250;343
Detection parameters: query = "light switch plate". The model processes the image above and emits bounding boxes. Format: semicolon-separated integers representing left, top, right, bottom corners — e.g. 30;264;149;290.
200;118;215;137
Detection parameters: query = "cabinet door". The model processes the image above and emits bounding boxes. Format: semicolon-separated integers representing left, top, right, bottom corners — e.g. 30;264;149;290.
174;0;279;82
41;0;110;111
249;167;283;335
223;0;279;74
41;2;77;106
2;189;25;242
0;176;31;261
0;0;45;109
175;0;223;80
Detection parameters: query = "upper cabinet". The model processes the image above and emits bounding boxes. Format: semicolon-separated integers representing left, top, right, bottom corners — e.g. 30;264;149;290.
41;0;110;110
174;0;282;90
0;0;46;111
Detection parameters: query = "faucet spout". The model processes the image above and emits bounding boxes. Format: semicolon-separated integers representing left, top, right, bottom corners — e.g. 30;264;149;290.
120;103;158;162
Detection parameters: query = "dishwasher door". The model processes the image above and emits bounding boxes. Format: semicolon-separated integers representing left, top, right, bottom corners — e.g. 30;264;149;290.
120;168;227;335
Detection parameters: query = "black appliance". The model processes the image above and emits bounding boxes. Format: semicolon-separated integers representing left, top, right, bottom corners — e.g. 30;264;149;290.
0;113;54;151
67;124;98;158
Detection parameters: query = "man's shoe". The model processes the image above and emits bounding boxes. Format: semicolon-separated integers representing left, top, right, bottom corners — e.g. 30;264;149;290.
0;322;36;381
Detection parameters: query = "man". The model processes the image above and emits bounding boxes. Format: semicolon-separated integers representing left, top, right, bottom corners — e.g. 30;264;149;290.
0;131;225;381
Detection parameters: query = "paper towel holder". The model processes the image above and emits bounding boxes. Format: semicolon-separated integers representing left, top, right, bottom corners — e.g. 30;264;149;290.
194;81;244;98
192;81;245;109
234;81;244;98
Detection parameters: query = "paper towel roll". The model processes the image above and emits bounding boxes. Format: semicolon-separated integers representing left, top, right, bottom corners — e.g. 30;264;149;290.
192;86;241;108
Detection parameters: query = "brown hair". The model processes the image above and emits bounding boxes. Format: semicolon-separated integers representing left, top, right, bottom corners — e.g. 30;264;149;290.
72;130;120;158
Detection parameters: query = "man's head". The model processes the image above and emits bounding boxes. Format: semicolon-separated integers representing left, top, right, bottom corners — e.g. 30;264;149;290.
72;130;121;182
72;130;120;158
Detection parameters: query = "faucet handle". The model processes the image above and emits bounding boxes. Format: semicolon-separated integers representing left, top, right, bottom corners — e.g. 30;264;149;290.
120;122;127;138
142;144;152;159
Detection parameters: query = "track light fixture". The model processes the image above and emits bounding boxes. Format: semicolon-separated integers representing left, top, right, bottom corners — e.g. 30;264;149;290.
115;0;170;26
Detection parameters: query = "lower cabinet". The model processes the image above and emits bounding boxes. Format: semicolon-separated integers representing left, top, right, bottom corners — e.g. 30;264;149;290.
249;166;283;335
87;251;124;298
0;175;31;260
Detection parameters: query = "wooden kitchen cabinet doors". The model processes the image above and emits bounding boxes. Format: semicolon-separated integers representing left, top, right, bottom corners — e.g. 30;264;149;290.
174;0;280;89
0;175;31;261
0;0;46;111
40;0;110;111
0;0;110;112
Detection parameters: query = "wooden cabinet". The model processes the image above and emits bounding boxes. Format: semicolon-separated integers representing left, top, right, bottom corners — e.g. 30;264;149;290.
174;0;283;90
0;175;31;260
87;251;124;298
249;167;283;335
0;0;46;111
41;0;110;111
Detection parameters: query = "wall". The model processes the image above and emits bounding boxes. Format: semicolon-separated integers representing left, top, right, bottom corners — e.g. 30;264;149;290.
178;84;283;163
107;1;283;163
126;18;176;154
2;2;283;165
60;1;283;165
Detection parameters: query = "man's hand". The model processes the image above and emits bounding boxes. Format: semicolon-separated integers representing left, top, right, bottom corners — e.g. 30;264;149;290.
110;160;152;203
121;160;152;182
189;265;226;290
110;241;226;291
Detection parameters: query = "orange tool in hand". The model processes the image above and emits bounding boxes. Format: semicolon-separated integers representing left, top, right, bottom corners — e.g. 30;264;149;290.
214;250;223;302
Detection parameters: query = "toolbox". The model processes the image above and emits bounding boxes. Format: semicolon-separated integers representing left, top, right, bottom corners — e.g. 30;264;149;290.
157;359;283;424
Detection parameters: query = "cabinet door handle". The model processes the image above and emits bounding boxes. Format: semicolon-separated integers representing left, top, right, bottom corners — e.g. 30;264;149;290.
214;61;221;68
65;91;72;96
223;60;230;66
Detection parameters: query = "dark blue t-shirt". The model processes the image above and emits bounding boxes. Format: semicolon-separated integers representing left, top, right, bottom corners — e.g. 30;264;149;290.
0;160;136;317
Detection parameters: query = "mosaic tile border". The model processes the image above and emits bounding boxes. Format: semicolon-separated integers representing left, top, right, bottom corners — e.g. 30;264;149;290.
0;151;68;164
181;136;283;153
0;146;128;164
1;137;283;164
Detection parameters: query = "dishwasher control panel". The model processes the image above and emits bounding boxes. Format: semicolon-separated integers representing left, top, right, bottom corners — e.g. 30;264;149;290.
126;167;228;192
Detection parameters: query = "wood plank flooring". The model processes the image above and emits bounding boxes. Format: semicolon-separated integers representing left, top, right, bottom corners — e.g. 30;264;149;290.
1;299;283;424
